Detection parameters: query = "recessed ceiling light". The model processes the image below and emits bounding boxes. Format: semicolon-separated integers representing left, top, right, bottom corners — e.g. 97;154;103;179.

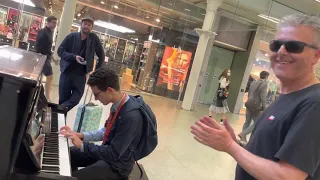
185;8;191;12
73;18;76;20
77;13;81;17
146;16;150;19
95;20;135;33
156;18;160;22
12;0;35;7
101;1;105;4
114;5;119;9
258;14;280;24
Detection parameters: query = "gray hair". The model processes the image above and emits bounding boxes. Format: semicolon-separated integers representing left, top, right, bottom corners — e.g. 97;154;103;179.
278;14;320;47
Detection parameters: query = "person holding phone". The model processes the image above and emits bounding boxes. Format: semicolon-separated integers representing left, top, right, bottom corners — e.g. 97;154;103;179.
58;16;105;111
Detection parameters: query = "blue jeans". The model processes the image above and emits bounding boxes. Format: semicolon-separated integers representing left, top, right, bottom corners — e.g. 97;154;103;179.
241;109;260;139
59;72;86;111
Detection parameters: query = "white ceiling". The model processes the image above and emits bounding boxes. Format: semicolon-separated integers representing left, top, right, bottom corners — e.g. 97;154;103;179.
187;0;320;29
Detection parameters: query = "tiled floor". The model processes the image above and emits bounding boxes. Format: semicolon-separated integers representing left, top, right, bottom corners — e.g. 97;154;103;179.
50;85;247;180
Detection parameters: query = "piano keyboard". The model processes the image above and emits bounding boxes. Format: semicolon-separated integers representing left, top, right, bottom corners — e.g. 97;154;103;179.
40;111;71;177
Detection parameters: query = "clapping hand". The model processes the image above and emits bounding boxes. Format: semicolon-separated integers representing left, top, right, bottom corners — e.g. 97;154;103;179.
191;117;237;153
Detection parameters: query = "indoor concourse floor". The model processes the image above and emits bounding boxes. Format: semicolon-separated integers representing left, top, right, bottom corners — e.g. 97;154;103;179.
50;85;247;180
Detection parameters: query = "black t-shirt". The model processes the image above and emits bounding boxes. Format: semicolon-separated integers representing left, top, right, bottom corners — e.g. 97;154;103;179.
67;39;87;75
80;38;86;58
236;84;320;180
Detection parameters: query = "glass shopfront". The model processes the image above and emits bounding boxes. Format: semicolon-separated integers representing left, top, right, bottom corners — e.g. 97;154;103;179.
0;1;45;51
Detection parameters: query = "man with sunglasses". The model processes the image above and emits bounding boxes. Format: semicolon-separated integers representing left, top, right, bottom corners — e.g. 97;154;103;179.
191;14;320;179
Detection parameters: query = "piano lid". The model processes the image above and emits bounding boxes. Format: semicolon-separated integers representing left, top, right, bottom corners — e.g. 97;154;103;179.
0;46;46;83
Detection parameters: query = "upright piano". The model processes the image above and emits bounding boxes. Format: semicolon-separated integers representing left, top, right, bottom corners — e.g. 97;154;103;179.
0;46;75;180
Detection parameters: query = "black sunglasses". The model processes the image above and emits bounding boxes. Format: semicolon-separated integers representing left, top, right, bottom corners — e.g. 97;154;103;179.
269;40;318;53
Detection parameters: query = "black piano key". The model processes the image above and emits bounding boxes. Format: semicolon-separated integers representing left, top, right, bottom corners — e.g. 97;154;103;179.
51;113;58;132
42;152;59;159
42;158;59;165
44;148;59;153
41;171;60;174
41;165;60;171
44;143;59;147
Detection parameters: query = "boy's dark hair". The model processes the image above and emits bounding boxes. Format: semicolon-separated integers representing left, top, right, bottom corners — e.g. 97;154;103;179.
87;67;120;91
260;71;270;79
46;16;57;23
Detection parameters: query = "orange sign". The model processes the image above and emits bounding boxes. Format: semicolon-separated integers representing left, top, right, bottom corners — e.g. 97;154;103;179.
157;46;192;91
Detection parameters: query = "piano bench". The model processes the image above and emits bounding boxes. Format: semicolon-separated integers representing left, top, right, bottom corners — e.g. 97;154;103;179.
128;163;149;180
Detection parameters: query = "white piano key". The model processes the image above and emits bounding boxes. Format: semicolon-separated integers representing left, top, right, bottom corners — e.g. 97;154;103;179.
58;113;66;130
59;136;71;176
57;113;72;177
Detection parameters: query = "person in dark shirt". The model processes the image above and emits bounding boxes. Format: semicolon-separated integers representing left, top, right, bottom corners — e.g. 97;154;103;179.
191;14;320;179
35;16;57;101
58;16;105;111
60;68;143;180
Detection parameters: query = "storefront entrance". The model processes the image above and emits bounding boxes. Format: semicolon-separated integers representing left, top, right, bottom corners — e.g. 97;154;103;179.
198;46;235;105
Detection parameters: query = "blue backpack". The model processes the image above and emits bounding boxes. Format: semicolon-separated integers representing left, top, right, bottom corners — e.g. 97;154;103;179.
130;95;158;160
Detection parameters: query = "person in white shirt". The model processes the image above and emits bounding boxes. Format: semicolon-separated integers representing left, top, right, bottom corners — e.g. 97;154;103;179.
209;68;231;123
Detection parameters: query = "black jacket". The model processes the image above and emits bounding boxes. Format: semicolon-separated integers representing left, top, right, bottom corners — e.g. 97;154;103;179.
82;98;143;176
58;32;105;73
35;26;53;58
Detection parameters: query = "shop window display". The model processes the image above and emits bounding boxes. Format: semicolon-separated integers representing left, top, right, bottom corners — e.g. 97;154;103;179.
123;42;136;69
156;46;192;91
18;13;32;42
107;36;118;59
0;7;8;36
7;8;19;39
28;16;42;42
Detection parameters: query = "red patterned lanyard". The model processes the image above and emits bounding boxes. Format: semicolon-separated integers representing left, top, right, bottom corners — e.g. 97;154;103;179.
103;93;127;144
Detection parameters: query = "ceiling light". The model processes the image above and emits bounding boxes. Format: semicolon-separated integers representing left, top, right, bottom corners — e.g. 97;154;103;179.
146;16;150;19
77;13;81;17
12;0;35;7
114;5;119;9
315;0;320;2
151;39;160;43
101;1;105;4
156;18;160;22
185;8;191;12
258;14;280;24
95;20;135;33
74;18;76;20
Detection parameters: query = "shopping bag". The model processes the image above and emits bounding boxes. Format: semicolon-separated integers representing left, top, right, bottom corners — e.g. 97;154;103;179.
73;87;103;133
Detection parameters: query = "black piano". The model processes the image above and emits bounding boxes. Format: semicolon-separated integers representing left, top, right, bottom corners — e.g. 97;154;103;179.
0;46;75;180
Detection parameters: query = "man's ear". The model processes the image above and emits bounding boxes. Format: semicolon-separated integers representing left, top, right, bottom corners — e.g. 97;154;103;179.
312;49;320;65
106;87;114;93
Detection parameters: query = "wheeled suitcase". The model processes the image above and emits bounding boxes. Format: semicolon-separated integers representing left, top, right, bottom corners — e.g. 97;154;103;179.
73;87;103;133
